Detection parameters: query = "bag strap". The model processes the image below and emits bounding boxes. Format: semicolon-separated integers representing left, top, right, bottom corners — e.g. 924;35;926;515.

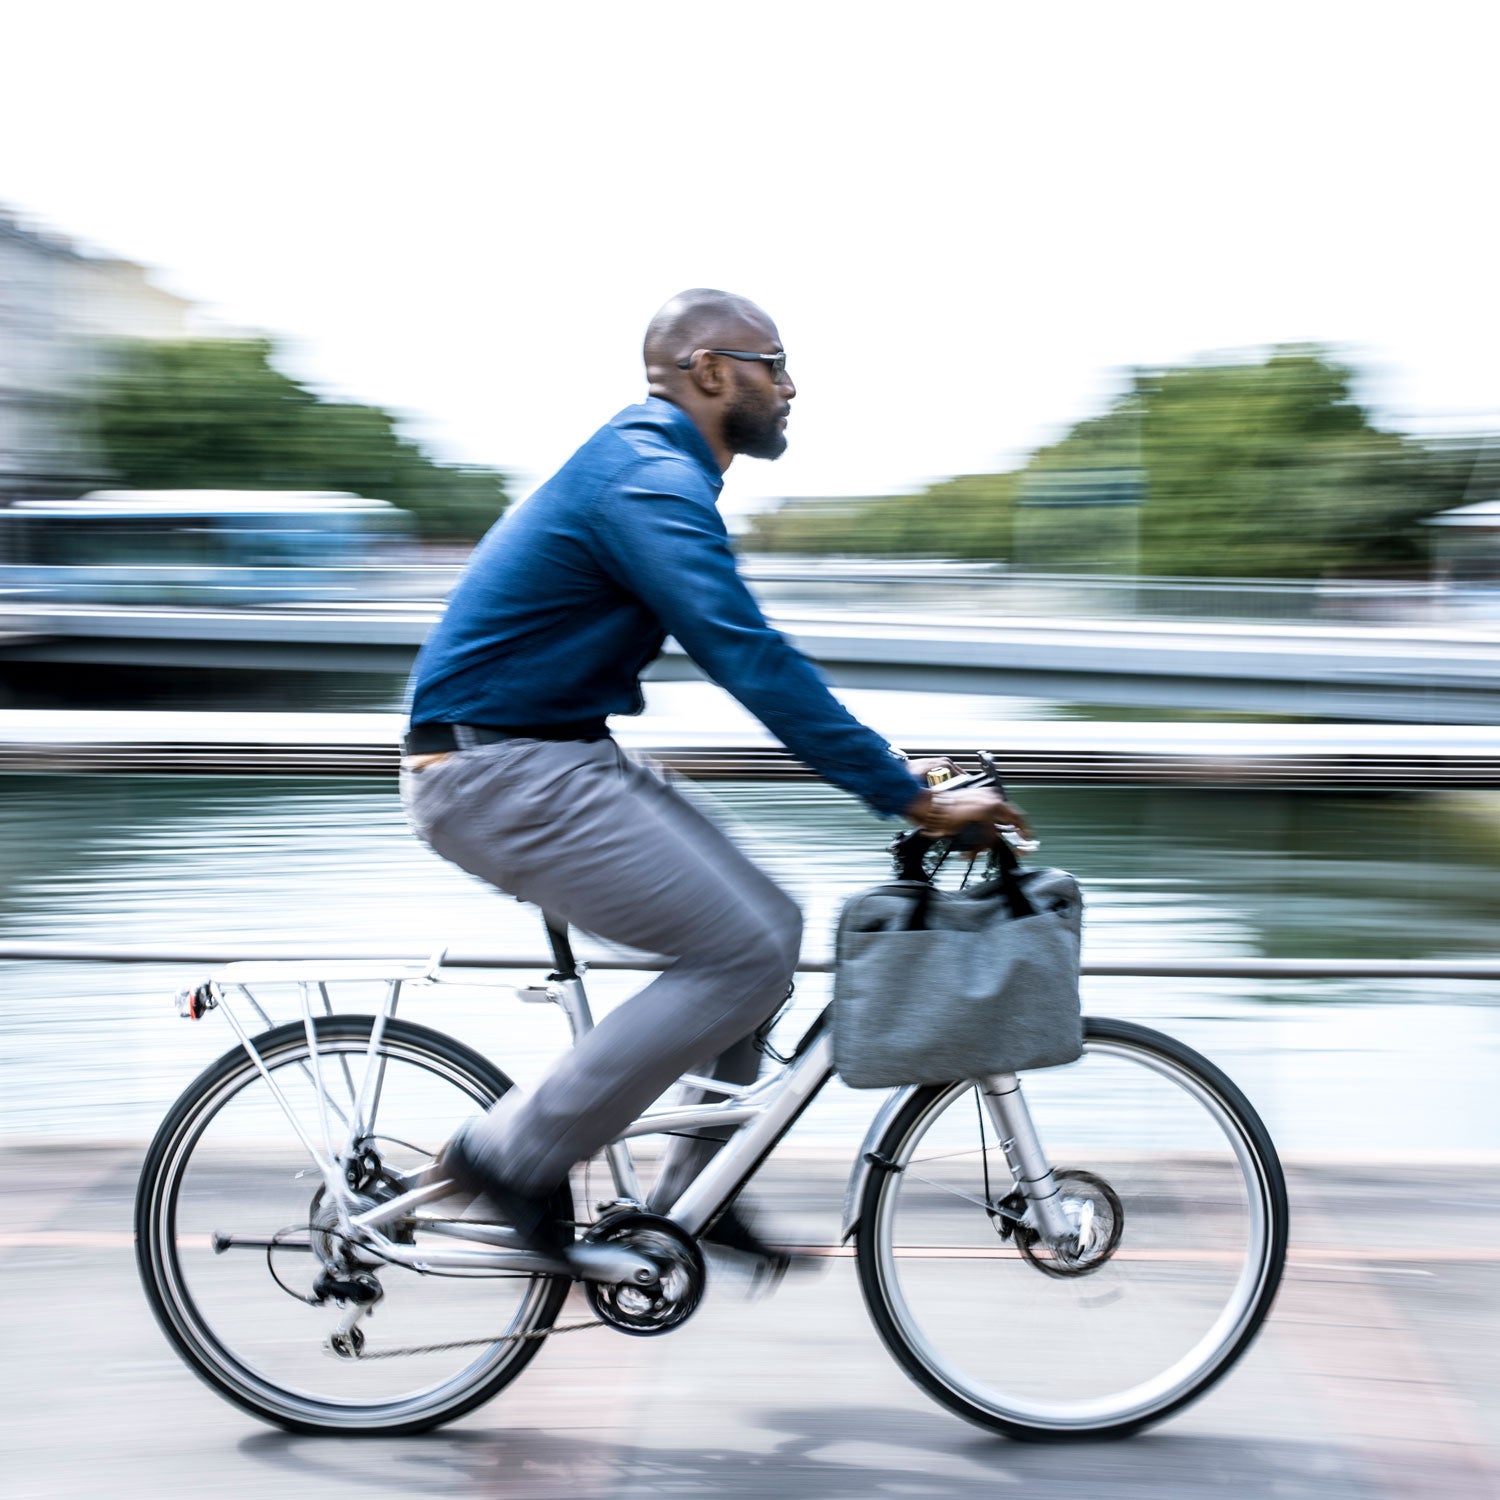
991;838;1038;920
890;827;1038;922
890;845;1037;932
902;882;935;931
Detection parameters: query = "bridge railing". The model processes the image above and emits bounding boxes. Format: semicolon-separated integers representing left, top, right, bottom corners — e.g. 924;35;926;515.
2;942;1497;982
742;562;1488;626
4;558;1491;627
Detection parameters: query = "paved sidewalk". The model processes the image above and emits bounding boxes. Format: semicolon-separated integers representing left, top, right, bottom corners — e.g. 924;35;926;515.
3;1146;1498;1499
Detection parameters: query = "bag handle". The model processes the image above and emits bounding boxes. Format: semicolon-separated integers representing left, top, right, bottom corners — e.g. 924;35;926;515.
902;882;935;931
898;839;1037;930
989;838;1038;919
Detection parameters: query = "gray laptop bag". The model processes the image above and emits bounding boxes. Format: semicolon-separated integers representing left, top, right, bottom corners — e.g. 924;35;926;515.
832;861;1084;1090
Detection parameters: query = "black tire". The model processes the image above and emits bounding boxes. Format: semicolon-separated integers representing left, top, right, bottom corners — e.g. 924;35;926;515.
855;1016;1288;1441
135;1015;572;1435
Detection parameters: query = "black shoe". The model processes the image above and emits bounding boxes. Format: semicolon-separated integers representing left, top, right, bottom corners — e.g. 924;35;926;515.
437;1121;569;1258
702;1205;810;1294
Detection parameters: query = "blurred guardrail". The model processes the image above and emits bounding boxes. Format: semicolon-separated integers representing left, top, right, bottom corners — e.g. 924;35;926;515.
741;560;1498;626
1;942;1498;981
4;556;1494;626
4;602;1500;721
2;711;1499;787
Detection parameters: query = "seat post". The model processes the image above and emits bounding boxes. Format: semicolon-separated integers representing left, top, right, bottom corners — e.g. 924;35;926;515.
539;912;644;1205
544;916;578;980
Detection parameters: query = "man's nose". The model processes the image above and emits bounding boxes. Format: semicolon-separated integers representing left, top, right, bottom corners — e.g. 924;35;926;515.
779;372;797;399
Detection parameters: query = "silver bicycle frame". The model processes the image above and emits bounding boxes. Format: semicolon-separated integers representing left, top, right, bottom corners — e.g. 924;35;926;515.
201;950;1074;1280
202;957;842;1280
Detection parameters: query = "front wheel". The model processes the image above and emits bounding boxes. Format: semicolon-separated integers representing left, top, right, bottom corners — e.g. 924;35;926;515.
135;1015;572;1435
855;1017;1288;1440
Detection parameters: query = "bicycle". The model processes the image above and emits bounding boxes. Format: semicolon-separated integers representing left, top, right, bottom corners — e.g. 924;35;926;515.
135;758;1288;1440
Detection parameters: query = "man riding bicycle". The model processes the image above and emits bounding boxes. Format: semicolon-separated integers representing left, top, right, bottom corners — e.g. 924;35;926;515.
401;289;1026;1274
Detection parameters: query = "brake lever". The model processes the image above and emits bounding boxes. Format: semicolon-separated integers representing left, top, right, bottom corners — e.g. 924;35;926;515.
975;750;1007;799
969;752;1037;849
1001;828;1041;855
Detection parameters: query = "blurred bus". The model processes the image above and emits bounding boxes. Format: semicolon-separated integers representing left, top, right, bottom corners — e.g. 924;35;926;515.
0;490;445;605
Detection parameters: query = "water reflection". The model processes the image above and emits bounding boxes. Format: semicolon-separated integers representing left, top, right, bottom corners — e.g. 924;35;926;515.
0;773;1496;1153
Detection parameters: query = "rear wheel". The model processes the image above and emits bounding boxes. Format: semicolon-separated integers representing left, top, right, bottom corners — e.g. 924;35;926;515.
136;1016;572;1435
855;1017;1287;1439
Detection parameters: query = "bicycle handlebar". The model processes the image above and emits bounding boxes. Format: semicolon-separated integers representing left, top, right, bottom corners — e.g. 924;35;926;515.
891;754;1038;881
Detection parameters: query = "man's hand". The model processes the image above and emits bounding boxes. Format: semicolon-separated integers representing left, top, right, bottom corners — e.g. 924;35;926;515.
902;784;1034;843
903;756;960;787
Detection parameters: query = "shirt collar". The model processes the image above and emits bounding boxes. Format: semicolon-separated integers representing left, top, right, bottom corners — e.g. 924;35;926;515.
640;396;724;489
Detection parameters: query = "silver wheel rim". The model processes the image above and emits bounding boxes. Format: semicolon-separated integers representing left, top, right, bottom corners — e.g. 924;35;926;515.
146;1029;558;1430
872;1037;1277;1431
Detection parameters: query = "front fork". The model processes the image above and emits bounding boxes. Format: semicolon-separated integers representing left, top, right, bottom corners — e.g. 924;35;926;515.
978;1073;1075;1247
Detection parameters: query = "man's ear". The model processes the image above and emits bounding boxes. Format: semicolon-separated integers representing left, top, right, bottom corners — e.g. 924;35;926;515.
687;352;726;397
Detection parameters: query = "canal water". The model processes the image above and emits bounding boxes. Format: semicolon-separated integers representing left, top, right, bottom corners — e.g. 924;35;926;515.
2;726;1497;1158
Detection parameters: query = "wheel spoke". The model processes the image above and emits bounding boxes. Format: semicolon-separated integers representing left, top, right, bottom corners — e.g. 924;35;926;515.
855;1019;1287;1438
899;1166;1012;1217
136;1017;571;1434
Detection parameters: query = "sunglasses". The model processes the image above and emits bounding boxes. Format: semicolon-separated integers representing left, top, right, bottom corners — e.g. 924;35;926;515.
676;349;789;382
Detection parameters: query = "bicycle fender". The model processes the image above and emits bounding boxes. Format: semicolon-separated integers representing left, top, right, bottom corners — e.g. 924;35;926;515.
841;1085;923;1242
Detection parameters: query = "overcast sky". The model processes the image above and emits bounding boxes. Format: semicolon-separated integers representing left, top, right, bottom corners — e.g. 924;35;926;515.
1;2;1494;513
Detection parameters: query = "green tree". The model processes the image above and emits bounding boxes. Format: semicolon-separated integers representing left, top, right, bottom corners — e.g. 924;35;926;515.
1119;349;1454;577
747;471;1020;558
87;338;510;540
748;347;1476;577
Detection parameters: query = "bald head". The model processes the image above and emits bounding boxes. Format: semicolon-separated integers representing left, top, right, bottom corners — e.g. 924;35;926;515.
643;289;775;379
642;288;794;470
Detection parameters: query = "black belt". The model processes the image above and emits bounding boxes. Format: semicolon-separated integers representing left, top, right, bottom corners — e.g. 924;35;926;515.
403;720;611;754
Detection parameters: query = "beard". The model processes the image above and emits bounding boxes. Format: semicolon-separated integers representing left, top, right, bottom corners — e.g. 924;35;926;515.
722;380;789;460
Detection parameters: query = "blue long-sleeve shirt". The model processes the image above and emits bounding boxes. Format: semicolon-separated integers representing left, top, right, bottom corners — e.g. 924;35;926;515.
408;396;926;817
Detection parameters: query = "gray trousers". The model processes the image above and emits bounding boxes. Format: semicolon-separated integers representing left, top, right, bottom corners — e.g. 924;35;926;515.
401;737;803;1201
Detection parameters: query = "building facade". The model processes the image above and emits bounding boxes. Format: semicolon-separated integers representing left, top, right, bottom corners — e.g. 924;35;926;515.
0;208;194;500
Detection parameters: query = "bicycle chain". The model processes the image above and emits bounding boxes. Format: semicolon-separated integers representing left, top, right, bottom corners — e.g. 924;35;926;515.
345;1316;605;1360
337;1216;607;1359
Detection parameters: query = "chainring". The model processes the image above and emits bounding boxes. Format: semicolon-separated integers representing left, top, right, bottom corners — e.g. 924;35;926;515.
582;1211;706;1337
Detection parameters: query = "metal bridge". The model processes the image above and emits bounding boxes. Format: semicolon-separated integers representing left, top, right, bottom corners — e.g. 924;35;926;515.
3;598;1500;723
